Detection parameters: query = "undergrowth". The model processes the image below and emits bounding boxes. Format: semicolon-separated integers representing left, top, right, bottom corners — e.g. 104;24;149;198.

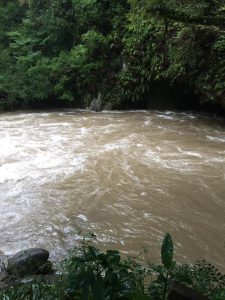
0;233;224;300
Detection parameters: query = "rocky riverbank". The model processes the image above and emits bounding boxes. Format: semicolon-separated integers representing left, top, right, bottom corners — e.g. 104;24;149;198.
0;248;54;289
0;245;219;300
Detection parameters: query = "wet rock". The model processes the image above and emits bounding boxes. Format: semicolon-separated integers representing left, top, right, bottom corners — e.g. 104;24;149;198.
90;92;102;112
168;283;208;300
0;282;8;289
7;248;51;276
102;102;112;111
38;260;53;275
0;255;8;272
0;272;9;282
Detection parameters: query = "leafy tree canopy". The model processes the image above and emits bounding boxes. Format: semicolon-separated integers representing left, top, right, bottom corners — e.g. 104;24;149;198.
0;0;225;111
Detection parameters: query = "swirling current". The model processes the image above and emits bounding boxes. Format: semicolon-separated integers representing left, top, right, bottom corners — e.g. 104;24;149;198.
0;110;224;270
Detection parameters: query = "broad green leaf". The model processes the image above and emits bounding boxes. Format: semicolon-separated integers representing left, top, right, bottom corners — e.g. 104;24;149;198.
161;233;174;270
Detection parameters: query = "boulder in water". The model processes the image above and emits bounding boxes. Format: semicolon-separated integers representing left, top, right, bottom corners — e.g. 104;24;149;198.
90;92;102;112
7;248;51;276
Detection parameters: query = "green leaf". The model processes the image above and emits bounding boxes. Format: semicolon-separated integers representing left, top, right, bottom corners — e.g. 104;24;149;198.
161;233;174;270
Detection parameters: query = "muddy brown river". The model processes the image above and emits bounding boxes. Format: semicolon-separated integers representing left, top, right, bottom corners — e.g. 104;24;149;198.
0;110;224;270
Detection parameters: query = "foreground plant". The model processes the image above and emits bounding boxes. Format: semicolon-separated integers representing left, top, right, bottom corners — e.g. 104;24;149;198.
0;233;224;300
147;233;225;300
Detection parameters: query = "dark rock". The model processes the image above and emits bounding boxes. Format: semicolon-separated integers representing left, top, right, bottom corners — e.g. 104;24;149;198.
7;248;51;276
0;282;8;289
38;260;53;275
0;255;8;272
102;102;112;111
0;272;9;282
168;283;209;300
90;92;102;112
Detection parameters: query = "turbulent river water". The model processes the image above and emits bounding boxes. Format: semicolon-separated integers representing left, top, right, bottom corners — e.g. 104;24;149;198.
0;110;225;270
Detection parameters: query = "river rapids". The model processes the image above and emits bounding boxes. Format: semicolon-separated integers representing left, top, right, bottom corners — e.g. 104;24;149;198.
0;110;224;270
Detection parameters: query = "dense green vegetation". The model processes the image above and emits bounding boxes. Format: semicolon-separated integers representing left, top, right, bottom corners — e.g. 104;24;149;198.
1;234;225;299
0;0;225;111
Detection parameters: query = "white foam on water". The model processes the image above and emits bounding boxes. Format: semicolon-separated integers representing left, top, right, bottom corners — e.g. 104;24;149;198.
39;121;72;127
77;214;88;222
0;162;40;183
164;111;174;115
176;149;202;158
144;148;201;173
0;139;87;184
33;153;65;169
140;192;147;196
0;212;23;230
206;135;225;143
103;143;123;151
71;156;86;172
145;149;162;164
98;138;130;154
144;120;151;125
0;136;18;157
156;114;176;120
184;151;202;158
205;157;225;164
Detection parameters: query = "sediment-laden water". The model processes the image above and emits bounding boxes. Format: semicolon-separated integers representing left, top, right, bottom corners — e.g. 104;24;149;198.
0;110;224;270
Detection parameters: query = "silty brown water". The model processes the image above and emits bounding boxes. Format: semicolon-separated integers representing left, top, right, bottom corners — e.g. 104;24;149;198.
0;110;224;270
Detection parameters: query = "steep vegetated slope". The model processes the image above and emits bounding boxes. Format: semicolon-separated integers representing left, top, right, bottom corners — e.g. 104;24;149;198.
0;0;225;111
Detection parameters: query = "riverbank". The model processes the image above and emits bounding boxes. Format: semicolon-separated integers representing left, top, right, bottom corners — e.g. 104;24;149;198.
1;93;225;117
0;234;224;299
